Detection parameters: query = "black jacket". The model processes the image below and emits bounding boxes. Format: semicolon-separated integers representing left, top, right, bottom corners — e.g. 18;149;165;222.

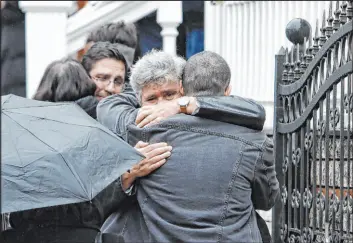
75;96;99;119
1;2;26;97
1;177;131;243
74;83;135;120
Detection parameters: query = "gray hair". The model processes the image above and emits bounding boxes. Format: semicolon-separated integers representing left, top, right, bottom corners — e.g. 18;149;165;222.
129;50;186;100
182;51;231;96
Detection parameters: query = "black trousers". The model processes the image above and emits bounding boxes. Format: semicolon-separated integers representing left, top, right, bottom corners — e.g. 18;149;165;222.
256;212;272;243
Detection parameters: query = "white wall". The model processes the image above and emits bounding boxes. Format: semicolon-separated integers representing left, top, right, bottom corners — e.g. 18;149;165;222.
204;0;333;227
204;1;332;131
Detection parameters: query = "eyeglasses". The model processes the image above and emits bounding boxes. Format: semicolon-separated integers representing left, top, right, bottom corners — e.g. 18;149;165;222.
92;76;125;88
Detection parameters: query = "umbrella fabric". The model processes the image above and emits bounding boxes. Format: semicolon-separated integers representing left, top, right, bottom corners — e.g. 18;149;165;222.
1;94;143;214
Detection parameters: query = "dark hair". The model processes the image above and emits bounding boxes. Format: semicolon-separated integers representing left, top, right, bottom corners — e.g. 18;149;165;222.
33;58;96;102
81;41;128;76
182;51;231;96
1;1;24;25
86;21;138;49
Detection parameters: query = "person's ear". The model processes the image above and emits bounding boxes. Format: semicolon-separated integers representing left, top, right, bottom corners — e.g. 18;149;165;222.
179;80;184;96
224;85;232;96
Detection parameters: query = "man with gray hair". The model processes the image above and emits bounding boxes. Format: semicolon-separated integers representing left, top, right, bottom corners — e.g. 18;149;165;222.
97;50;277;242
130;50;186;105
98;50;265;139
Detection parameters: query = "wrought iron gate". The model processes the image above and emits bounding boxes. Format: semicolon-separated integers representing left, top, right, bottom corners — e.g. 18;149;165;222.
273;1;353;243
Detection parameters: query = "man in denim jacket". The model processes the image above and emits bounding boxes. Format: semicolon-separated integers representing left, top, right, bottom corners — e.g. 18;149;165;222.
97;50;279;242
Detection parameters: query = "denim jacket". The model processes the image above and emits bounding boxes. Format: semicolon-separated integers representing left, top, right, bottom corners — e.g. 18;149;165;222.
97;93;279;242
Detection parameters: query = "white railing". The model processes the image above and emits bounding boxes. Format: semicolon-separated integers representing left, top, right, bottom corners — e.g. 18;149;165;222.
205;1;332;130
67;1;161;55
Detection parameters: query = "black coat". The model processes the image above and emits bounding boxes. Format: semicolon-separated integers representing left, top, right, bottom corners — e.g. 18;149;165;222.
0;177;131;243
74;83;135;120
1;2;26;97
75;96;99;119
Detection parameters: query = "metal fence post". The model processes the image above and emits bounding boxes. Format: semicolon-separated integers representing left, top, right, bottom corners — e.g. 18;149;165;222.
272;47;286;243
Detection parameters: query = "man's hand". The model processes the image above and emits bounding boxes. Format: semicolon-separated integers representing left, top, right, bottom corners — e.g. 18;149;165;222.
133;141;172;177
135;97;198;128
136;101;180;128
122;141;172;190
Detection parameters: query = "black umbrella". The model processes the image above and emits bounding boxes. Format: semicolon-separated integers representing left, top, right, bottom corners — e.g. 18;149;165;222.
1;95;143;214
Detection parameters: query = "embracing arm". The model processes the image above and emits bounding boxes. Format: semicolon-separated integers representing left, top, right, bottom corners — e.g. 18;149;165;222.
97;91;140;138
195;96;266;131
136;96;266;131
92;141;172;221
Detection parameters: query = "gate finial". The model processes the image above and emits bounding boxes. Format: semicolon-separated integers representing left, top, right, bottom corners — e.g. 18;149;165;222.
333;1;341;30
347;0;353;20
306;29;314;64
294;43;302;80
319;10;327;47
285;18;312;81
300;38;308;71
282;48;290;83
285;18;311;45
312;19;320;55
326;2;334;38
287;46;295;83
339;1;348;24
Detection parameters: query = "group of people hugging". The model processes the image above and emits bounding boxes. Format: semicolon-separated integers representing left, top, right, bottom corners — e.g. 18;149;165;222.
1;21;279;243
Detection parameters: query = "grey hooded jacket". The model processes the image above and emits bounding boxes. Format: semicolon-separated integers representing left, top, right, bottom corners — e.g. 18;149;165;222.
97;93;279;242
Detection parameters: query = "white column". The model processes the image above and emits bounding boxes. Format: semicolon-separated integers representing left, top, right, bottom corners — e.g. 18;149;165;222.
157;1;183;56
204;1;215;52
19;1;74;98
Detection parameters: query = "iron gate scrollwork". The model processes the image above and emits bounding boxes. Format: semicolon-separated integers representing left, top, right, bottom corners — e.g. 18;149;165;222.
273;1;353;243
